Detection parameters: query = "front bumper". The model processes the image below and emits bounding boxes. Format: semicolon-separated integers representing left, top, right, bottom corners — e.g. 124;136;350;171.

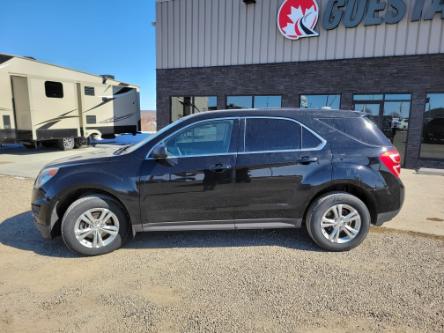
31;187;58;239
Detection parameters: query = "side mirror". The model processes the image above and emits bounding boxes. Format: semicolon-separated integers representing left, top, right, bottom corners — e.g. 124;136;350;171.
151;144;168;160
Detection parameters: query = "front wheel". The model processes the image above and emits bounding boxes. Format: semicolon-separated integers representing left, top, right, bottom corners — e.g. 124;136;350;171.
61;195;130;256
305;192;370;251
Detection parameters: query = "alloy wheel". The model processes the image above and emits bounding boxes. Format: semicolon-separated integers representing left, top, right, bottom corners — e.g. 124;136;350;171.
320;204;361;244
74;208;120;248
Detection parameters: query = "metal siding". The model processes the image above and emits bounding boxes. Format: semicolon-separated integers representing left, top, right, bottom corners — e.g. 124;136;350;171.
156;0;444;69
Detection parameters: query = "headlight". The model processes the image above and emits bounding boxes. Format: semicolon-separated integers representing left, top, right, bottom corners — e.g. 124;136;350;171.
35;167;59;188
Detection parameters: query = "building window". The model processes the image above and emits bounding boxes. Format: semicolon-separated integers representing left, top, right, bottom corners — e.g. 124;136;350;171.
421;93;444;160
2;115;11;129
171;96;217;122
245;118;301;152
86;115;96;124
300;94;340;109
226;95;282;109
353;93;411;164
45;81;63;98
84;86;95;96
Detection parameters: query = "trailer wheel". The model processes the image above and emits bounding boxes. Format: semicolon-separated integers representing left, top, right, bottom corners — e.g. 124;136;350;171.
23;142;36;149
58;137;75;150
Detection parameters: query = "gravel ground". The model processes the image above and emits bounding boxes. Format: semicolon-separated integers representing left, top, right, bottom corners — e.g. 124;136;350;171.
0;175;443;332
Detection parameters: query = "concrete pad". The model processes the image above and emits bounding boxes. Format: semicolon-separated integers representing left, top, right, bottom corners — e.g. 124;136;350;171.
382;169;444;236
416;168;444;176
0;144;119;178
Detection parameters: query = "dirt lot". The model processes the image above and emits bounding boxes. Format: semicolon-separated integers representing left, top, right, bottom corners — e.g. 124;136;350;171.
0;175;443;333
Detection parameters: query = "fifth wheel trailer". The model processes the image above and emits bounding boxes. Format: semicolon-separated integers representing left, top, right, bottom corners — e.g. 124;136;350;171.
0;53;140;150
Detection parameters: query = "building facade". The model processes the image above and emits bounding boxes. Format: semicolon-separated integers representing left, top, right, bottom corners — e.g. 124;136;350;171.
156;0;444;168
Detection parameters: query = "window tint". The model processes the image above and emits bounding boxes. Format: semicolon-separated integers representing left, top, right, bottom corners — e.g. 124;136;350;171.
171;96;217;121
302;128;322;148
164;119;234;156
45;81;63;98
320;117;391;146
84;86;95;96
86;115;96;124
245;118;301;152
421;93;444;159
300;94;340;109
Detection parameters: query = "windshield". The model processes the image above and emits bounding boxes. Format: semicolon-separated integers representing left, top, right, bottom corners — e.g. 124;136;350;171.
115;116;188;155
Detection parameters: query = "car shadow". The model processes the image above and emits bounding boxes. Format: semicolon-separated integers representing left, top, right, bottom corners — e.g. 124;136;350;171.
0;211;322;258
0;211;75;258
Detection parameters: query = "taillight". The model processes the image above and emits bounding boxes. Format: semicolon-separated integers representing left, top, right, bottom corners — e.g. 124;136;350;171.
380;149;401;177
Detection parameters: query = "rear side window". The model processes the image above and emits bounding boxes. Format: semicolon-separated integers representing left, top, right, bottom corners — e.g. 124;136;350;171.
302;128;322;149
245;118;301;152
319;117;391;146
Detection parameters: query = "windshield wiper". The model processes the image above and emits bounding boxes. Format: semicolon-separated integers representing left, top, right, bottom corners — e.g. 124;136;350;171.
113;144;132;155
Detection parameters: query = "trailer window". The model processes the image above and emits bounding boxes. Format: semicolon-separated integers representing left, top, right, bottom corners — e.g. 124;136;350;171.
84;86;95;96
45;81;63;98
2;115;11;129
86;115;96;124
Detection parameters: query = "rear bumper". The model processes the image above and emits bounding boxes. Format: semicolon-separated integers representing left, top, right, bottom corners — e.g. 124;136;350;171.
374;179;405;226
374;209;400;226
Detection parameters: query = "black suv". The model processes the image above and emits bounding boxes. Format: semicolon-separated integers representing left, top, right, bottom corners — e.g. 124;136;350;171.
32;109;404;255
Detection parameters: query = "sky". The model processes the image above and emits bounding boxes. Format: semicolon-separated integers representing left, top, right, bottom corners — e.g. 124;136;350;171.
0;0;156;110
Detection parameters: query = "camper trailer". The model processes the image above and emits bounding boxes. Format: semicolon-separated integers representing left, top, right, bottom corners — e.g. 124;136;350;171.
0;53;140;150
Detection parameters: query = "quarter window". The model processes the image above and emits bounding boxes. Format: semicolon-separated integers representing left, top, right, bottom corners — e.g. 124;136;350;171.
420;93;444;160
245;118;301;152
163;119;234;157
45;81;63;98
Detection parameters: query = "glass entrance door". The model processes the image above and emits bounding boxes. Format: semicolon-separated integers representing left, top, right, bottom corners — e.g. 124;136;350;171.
353;94;411;165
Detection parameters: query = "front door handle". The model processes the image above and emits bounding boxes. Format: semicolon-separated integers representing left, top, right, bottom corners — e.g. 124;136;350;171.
209;163;231;173
298;156;318;164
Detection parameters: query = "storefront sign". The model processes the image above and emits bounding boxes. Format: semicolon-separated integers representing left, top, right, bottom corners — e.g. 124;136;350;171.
277;0;444;40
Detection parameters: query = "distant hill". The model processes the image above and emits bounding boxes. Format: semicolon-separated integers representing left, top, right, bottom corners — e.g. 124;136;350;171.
141;110;156;132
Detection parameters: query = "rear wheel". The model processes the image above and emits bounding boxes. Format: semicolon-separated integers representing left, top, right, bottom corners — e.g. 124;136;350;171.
57;137;75;150
61;195;130;256
305;192;370;251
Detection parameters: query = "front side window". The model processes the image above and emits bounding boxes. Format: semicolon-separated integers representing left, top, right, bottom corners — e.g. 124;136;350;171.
300;94;340;109
245;118;301;152
171;96;217;122
421;93;444;159
45;81;63;98
163;119;234;157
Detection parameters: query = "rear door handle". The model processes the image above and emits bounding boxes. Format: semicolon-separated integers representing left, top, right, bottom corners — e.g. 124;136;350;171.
298;156;318;164
209;163;231;173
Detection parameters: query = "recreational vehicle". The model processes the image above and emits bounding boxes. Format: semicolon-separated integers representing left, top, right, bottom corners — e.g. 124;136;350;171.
0;53;140;150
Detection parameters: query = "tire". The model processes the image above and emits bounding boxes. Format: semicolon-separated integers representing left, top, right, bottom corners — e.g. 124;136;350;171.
61;195;130;256
23;142;36;149
57;137;75;150
305;192;370;252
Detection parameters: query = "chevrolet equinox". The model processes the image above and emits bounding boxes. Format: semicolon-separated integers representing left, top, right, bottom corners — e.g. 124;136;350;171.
32;109;404;255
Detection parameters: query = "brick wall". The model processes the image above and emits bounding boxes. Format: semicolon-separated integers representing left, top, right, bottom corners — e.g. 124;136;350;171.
157;54;444;168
